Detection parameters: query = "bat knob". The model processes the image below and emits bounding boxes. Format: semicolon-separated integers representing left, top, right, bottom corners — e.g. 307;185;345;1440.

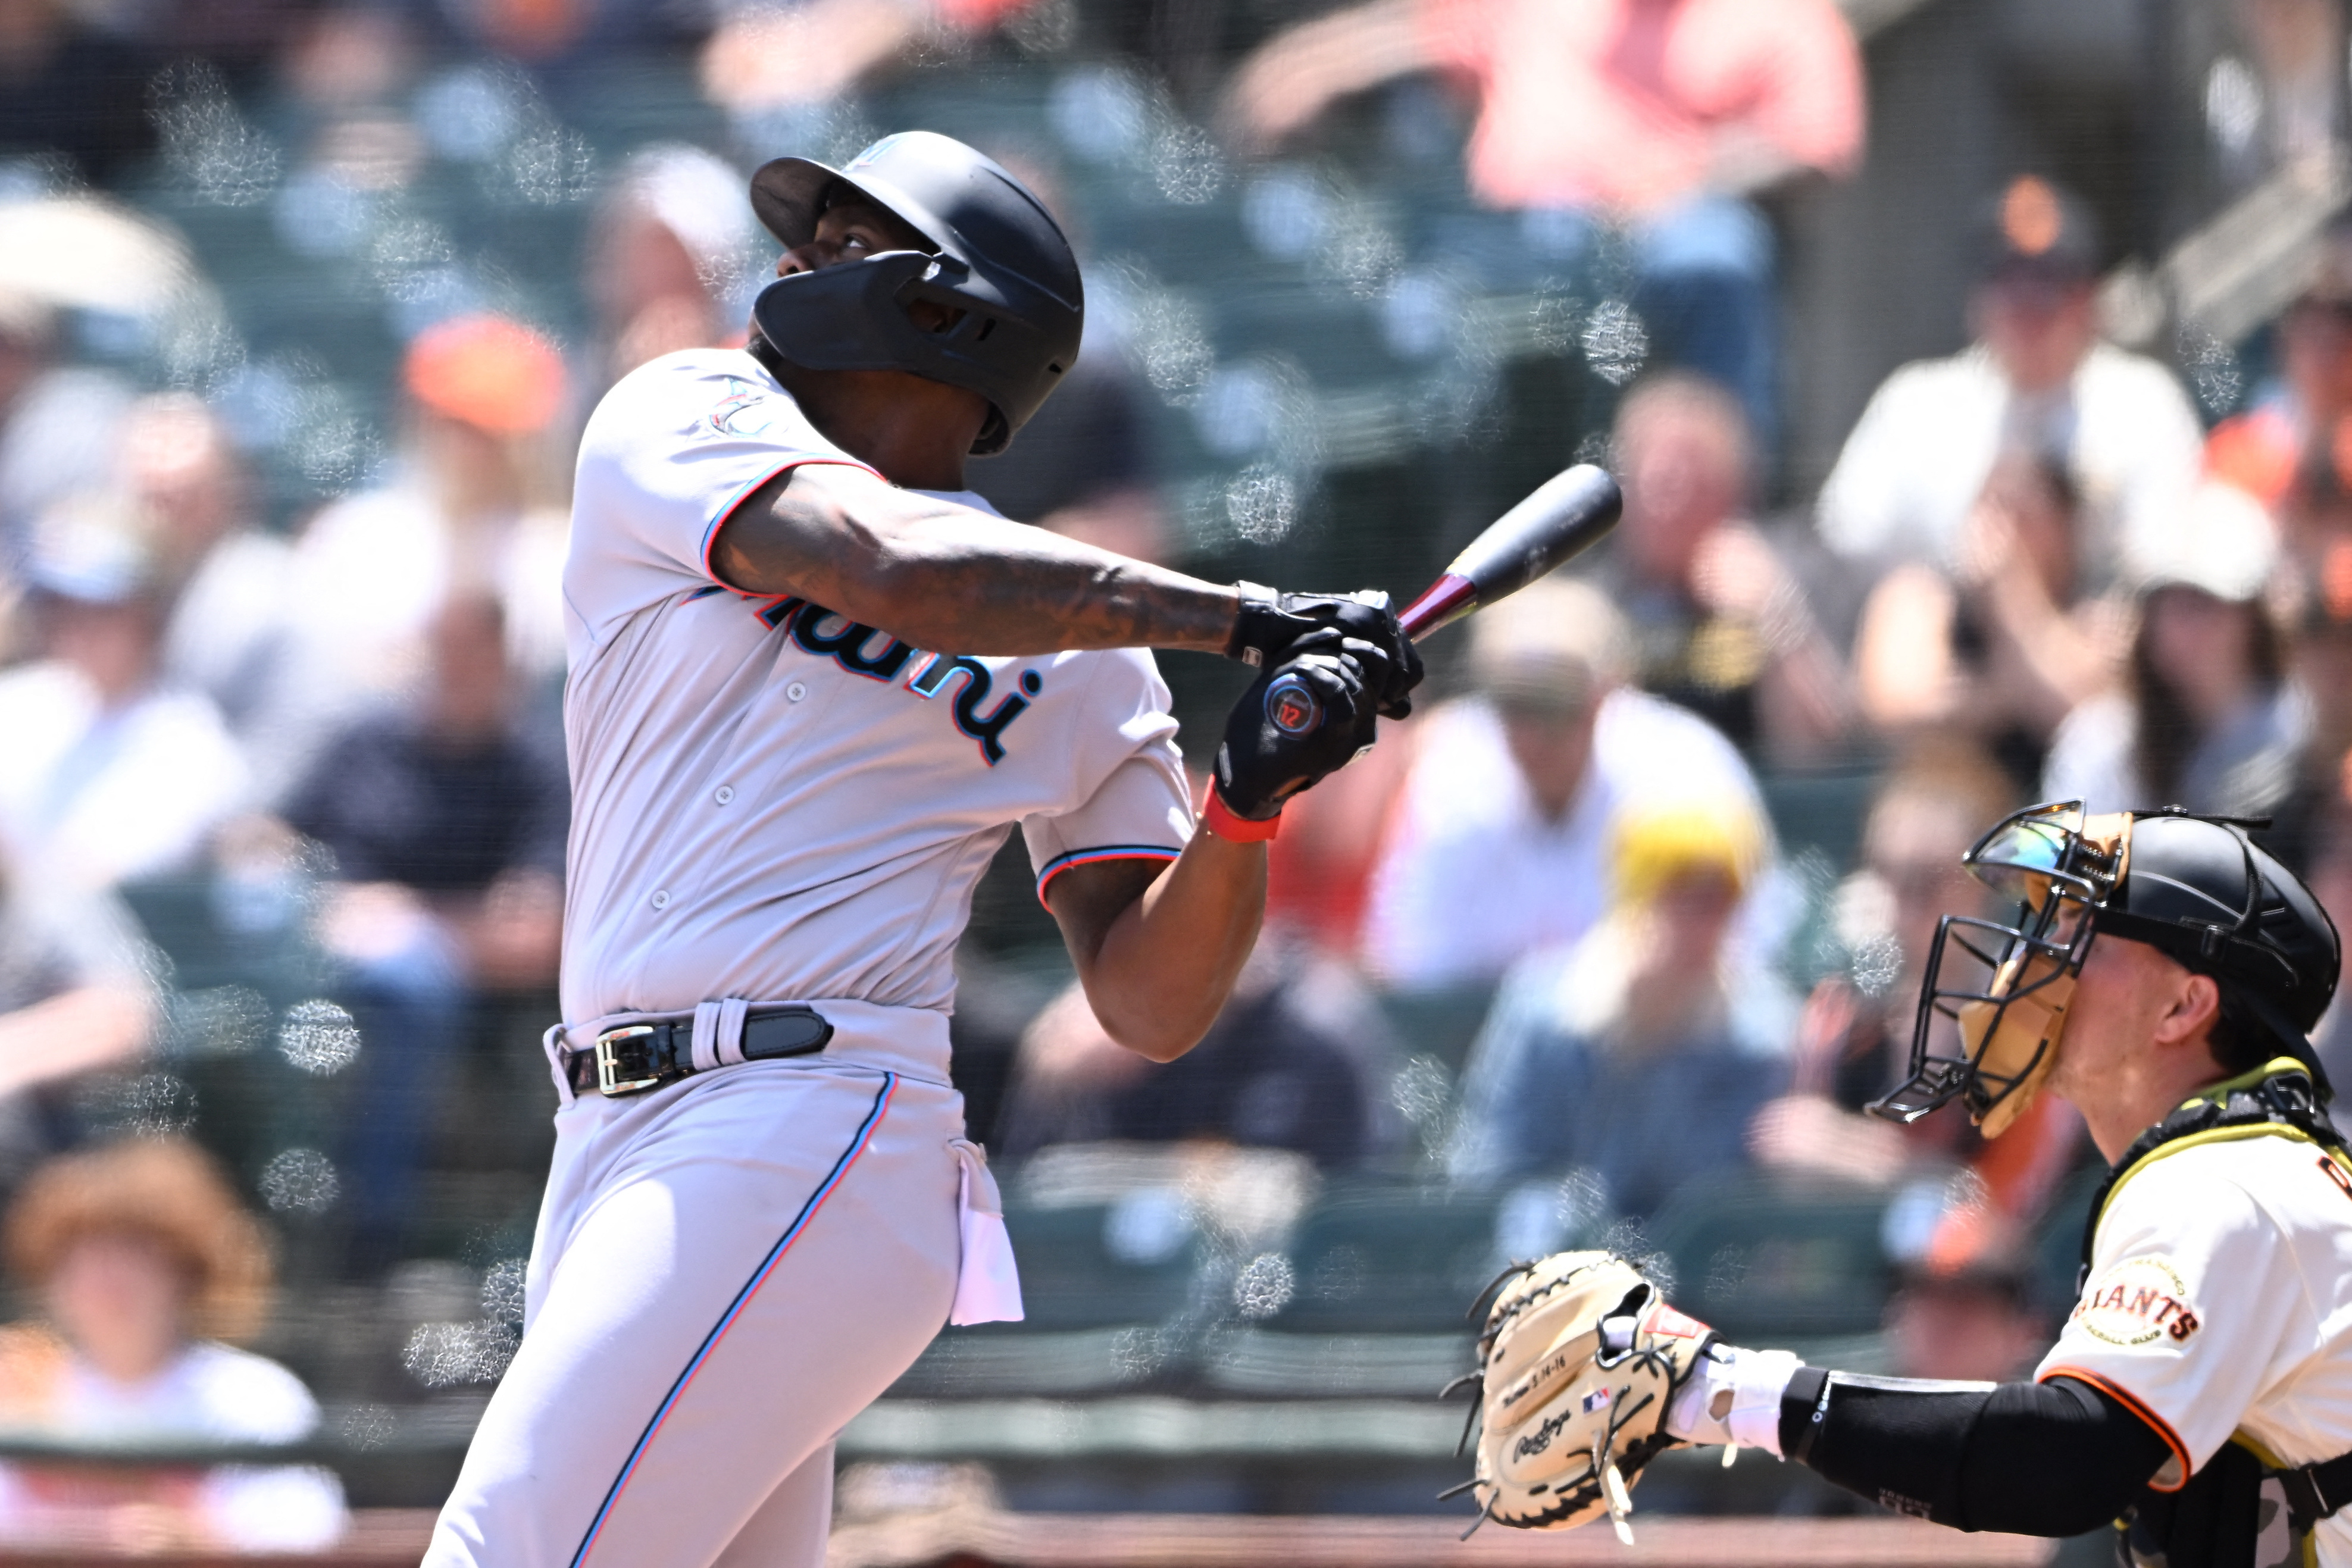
1264;671;1323;736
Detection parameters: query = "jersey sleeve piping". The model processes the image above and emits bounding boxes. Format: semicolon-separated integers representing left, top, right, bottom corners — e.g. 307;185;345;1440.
2037;1367;2191;1491
696;455;884;590
1034;846;1184;909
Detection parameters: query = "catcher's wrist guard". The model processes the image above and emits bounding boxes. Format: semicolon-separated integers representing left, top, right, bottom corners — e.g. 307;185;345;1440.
1458;1251;1716;1540
1665;1343;1802;1454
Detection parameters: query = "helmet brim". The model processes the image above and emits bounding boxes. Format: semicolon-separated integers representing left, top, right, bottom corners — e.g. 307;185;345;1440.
750;156;959;261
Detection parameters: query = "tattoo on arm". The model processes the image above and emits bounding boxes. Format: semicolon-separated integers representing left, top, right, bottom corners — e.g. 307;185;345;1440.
711;464;1240;655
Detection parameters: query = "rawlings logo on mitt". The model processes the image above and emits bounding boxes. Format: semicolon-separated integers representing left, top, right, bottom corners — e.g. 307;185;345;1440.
1454;1251;1715;1540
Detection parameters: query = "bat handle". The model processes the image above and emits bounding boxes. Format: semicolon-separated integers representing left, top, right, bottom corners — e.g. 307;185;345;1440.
1269;571;1472;741
1397;573;1477;642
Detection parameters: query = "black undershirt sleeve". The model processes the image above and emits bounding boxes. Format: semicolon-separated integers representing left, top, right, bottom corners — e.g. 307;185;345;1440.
1778;1367;2173;1536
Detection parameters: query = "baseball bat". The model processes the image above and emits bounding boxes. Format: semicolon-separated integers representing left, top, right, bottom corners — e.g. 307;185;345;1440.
1396;463;1624;641
1259;465;1622;737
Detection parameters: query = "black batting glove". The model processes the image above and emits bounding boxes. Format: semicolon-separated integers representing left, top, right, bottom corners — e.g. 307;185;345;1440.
1213;648;1383;821
1227;586;1424;721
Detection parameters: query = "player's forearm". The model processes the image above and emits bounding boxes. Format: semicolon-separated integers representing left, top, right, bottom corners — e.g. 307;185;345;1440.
1776;1368;2169;1536
714;465;1240;655
1052;830;1266;1062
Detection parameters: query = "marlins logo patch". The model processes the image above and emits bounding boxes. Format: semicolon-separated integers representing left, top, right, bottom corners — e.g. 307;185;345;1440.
2073;1256;2200;1347
707;378;779;437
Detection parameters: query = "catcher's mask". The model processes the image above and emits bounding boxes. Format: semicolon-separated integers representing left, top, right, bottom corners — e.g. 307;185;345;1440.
1871;802;2128;1137
1872;802;2344;1137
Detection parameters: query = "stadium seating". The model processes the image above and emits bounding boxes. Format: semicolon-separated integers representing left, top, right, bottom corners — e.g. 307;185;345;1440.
1265;1182;1516;1335
1649;1173;1896;1341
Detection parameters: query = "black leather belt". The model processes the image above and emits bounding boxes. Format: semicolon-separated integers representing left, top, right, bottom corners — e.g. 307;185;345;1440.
562;1006;834;1098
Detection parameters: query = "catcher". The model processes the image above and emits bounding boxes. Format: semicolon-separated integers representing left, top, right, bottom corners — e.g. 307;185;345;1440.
1465;802;2352;1567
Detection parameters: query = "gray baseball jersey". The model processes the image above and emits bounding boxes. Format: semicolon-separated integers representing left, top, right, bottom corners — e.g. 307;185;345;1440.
558;346;1193;1025
429;348;1193;1567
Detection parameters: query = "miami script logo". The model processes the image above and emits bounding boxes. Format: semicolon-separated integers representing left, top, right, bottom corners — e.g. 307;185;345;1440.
761;597;1040;765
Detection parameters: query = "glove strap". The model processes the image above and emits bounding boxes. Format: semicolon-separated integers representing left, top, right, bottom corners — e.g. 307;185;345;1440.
1203;790;1281;843
1227;583;1280;666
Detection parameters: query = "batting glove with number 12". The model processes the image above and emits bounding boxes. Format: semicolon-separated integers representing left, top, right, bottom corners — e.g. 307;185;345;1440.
1213;648;1380;821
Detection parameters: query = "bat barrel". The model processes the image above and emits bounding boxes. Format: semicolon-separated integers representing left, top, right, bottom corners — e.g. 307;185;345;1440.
1444;465;1622;603
1394;465;1623;645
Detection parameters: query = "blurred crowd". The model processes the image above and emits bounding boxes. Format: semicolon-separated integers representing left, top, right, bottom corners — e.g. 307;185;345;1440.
0;0;2344;1538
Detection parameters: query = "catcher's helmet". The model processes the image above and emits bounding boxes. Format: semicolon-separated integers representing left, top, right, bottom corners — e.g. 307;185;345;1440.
749;131;1083;456
1872;803;2342;1135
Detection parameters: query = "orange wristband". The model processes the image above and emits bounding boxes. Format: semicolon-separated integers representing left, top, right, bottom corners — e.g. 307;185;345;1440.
1203;790;1281;843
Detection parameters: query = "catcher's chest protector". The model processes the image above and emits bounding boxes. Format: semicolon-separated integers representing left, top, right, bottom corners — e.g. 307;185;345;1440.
2119;1439;2303;1568
2091;1065;2352;1568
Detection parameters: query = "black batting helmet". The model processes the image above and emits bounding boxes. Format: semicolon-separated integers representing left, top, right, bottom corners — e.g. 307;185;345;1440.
749;131;1083;456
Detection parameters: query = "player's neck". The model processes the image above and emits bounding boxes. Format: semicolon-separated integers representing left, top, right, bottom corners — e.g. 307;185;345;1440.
2064;1043;2231;1165
766;357;986;492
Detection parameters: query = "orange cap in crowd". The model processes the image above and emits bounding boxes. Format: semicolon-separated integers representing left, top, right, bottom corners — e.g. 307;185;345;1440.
404;314;565;436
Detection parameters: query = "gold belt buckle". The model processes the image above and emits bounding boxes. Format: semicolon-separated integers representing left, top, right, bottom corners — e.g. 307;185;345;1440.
594;1025;664;1097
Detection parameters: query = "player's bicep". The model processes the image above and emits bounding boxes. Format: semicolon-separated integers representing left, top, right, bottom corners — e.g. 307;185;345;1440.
1042;856;1163;972
709;462;889;598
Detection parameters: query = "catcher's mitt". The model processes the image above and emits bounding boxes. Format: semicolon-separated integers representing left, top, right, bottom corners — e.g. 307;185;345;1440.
1457;1251;1716;1539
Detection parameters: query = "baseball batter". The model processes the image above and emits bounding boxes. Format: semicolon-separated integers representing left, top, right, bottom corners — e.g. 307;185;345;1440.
423;131;1418;1566
1469;802;2352;1568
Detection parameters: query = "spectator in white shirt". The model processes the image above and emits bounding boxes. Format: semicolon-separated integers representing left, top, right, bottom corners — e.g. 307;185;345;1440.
0;846;155;1189
0;1139;344;1552
0;500;248;890
2043;482;2308;818
275;314;571;796
119;396;299;769
1362;576;1767;992
1816;177;2202;593
585;144;757;388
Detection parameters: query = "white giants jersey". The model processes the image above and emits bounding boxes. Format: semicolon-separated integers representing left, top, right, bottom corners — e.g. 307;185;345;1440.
559;348;1193;1025
2036;1129;2352;1564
